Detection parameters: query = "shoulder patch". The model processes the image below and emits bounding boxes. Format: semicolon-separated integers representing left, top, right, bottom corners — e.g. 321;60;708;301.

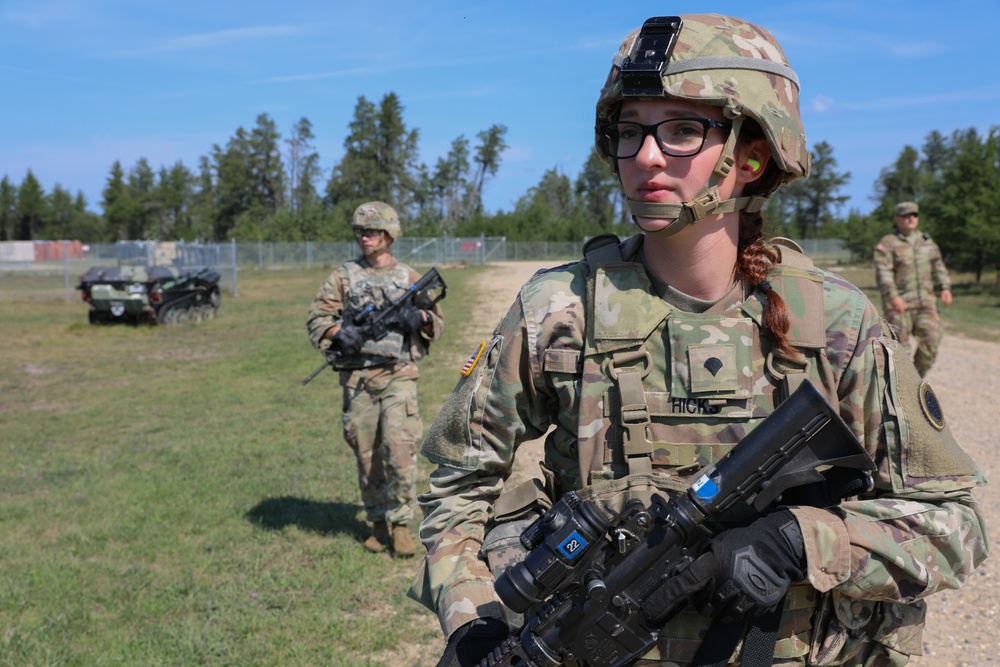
886;340;985;486
918;382;945;431
422;336;504;470
461;341;487;377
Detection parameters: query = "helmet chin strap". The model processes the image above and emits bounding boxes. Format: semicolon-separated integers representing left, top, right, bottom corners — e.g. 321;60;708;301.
626;116;767;236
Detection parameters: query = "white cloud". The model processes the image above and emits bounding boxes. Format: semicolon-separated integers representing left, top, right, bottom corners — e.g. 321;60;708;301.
1;0;82;28
115;25;314;57
811;95;836;113
838;84;1000;112
888;41;945;59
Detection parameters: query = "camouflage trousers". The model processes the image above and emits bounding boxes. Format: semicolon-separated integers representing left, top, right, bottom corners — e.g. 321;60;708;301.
341;374;422;525
883;301;943;377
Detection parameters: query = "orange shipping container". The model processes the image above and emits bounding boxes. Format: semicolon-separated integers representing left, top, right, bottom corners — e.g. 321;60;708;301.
34;240;83;261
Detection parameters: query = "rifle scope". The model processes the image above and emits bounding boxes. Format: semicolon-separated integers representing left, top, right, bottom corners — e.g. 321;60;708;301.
494;491;611;613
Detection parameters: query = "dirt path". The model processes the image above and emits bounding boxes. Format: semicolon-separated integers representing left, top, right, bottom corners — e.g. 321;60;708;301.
468;261;997;666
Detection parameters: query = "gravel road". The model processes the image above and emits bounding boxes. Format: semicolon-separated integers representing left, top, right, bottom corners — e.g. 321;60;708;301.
470;261;997;666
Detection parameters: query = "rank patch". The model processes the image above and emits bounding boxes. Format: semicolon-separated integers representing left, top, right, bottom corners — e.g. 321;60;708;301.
703;357;724;377
460;341;487;376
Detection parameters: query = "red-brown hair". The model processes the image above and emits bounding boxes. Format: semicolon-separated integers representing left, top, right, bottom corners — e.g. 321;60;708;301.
733;137;796;358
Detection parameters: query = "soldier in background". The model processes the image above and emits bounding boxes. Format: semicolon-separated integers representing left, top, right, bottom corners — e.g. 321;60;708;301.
874;201;953;377
307;202;443;557
409;14;987;667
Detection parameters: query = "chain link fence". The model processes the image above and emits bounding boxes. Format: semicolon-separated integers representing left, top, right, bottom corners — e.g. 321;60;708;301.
1;236;849;302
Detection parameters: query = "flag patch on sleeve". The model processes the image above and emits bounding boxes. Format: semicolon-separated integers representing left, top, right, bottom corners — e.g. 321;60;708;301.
460;342;487;376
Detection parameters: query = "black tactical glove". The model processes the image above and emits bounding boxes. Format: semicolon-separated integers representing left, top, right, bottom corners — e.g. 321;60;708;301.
644;509;806;623
435;618;509;667
400;306;428;332
330;323;364;356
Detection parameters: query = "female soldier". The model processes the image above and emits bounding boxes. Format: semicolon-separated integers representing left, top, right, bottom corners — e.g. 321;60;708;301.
409;14;987;667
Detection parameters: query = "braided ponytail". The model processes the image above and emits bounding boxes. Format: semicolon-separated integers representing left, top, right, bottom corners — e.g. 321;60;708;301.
734;135;796;357
736;209;794;356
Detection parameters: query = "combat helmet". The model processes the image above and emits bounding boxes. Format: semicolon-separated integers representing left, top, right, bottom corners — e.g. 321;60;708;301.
352;201;402;240
595;14;809;236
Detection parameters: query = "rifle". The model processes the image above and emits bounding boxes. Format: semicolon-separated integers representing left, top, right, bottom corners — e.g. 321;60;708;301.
301;267;447;386
481;381;876;667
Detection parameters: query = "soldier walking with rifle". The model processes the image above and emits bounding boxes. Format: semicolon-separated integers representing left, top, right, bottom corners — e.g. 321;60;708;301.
306;202;444;557
408;14;988;667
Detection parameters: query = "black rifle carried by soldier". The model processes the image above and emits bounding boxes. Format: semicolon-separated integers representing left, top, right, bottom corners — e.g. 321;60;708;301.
301;267;447;386
480;381;876;667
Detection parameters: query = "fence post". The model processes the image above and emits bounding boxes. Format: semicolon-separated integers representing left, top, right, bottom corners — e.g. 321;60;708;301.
231;239;239;297
63;243;71;302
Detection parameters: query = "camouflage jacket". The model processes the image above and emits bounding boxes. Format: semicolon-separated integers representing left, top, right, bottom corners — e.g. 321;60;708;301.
874;231;951;309
306;256;443;382
410;235;987;664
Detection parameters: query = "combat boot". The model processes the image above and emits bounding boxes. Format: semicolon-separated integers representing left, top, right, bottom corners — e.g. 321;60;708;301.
364;521;390;553
391;523;416;558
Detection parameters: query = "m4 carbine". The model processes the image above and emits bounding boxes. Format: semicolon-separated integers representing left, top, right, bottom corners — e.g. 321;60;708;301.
301;267;447;386
481;381;876;667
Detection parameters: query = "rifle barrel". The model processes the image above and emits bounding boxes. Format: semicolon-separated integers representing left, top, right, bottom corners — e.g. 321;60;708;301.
300;359;331;386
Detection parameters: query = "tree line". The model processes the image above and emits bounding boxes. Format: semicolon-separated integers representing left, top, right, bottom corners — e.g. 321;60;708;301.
2;92;998;278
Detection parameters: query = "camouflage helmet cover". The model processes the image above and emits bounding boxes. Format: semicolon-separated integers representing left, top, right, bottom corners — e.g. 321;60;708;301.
352;201;402;239
595;14;810;186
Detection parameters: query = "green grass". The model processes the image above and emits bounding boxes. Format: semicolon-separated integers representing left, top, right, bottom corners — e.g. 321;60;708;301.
2;262;997;666
0;271;80;302
0;265;493;667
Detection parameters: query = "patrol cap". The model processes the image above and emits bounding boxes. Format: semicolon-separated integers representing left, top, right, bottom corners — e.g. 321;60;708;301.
352;201;402;239
895;202;919;216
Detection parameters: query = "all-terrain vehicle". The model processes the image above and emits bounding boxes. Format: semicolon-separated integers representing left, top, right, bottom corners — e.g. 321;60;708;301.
77;242;222;324
77;263;222;325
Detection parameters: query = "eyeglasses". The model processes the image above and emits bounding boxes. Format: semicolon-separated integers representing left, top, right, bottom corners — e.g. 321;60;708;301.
899;213;919;219
354;229;384;239
597;117;732;159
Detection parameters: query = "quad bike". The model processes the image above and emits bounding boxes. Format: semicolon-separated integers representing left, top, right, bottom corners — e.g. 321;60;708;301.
77;264;221;325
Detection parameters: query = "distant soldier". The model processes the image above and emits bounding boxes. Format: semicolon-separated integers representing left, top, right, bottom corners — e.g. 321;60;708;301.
307;202;443;557
874;201;952;376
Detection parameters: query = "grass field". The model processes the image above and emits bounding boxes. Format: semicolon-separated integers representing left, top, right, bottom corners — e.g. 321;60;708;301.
2;262;998;667
0;266;485;667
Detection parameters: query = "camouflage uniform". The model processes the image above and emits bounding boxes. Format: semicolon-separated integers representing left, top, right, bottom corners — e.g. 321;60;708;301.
408;235;987;665
307;252;443;529
874;222;951;377
409;14;987;666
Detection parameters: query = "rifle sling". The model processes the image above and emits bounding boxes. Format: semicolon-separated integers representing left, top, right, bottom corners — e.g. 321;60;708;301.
691;602;782;667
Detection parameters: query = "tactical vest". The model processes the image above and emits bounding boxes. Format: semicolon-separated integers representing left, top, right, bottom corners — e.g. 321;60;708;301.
569;234;829;664
570;233;829;489
332;260;414;370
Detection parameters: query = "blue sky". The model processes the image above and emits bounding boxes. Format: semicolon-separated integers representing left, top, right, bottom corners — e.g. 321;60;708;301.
3;0;999;222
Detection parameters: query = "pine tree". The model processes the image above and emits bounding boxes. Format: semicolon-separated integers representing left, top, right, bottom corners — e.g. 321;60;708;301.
326;93;419;225
0;176;17;241
102;160;131;240
17;170;47;240
469;124;508;215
